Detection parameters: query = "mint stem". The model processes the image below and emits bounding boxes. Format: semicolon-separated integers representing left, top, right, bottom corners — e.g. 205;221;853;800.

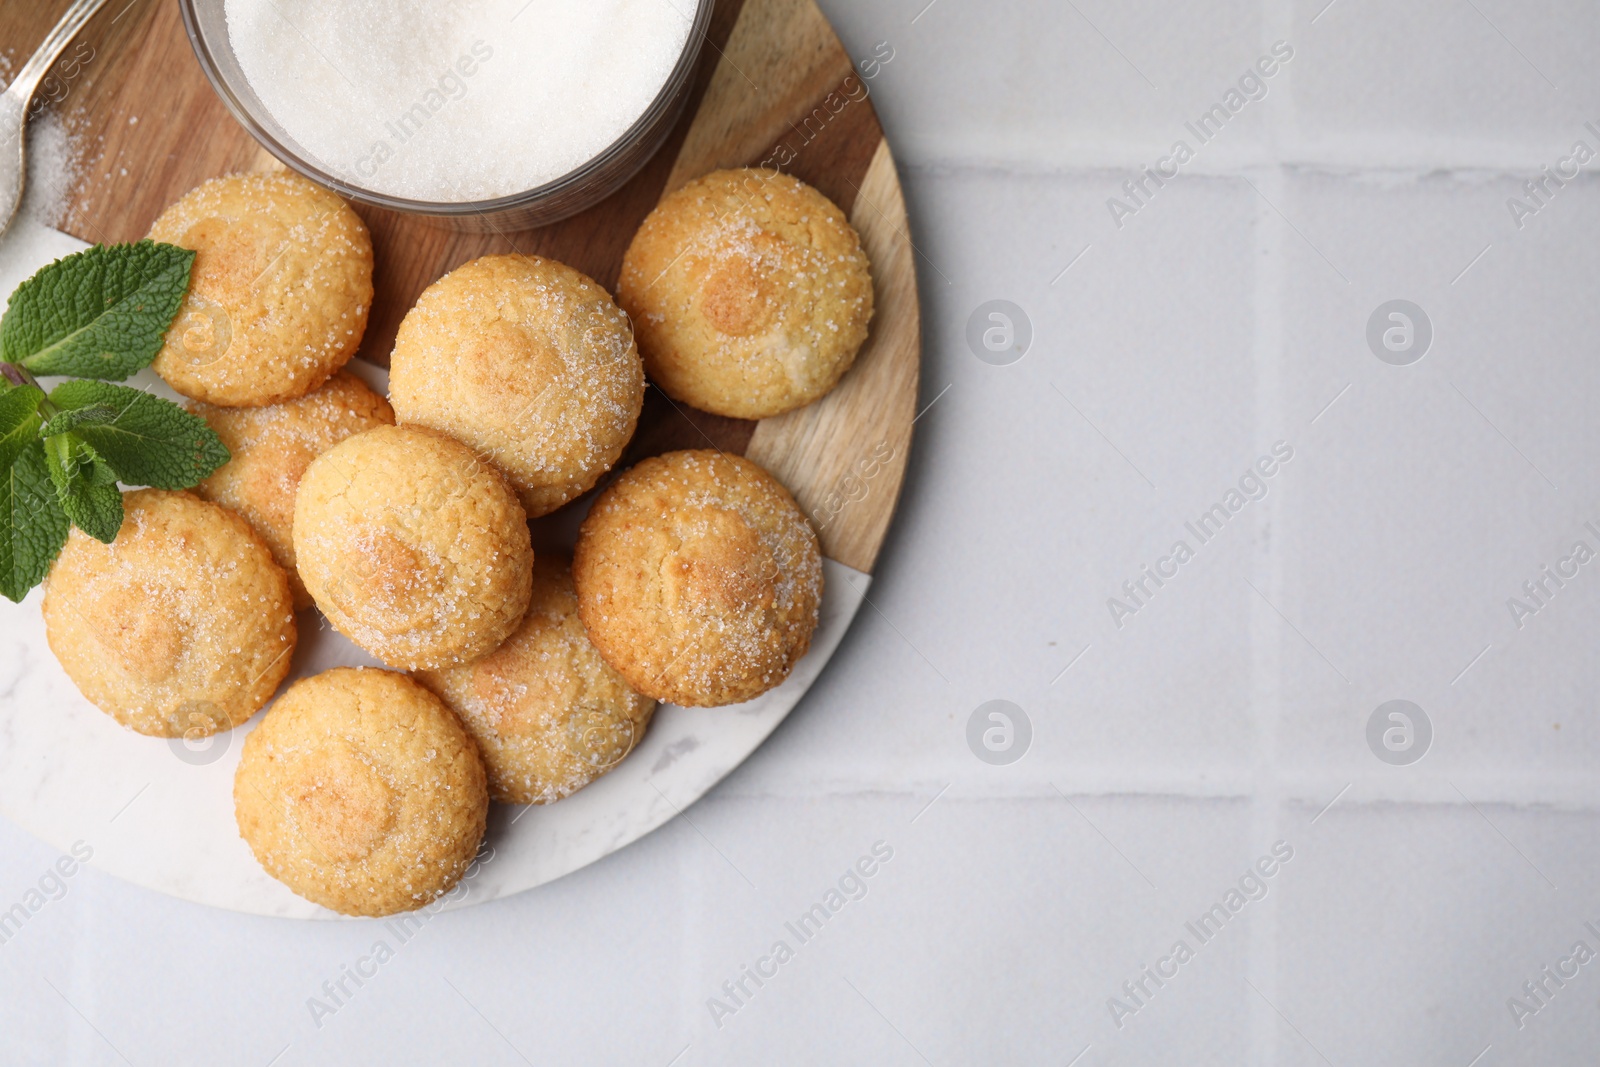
1;361;58;418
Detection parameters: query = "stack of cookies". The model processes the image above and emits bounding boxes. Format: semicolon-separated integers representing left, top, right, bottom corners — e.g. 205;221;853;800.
40;166;875;916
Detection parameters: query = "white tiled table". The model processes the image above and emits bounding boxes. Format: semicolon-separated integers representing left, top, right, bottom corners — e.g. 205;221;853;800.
5;1;1600;1063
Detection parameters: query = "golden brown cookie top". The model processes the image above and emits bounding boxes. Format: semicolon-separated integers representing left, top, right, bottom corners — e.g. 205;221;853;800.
42;489;296;737
389;254;645;517
418;554;656;804
233;667;488;916
192;370;394;609
574;449;822;707
149;171;373;407
293;424;533;670
618;168;873;420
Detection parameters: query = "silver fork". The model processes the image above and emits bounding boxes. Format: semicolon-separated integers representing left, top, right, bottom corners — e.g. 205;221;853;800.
0;0;114;240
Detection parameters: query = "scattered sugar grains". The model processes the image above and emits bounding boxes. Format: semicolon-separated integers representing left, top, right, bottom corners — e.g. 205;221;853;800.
223;0;696;202
23;109;84;227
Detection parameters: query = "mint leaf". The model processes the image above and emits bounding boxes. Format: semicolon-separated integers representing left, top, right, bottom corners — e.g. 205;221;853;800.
47;380;229;488
39;403;118;437
3;241;195;380
46;435;122;544
0;386;44;468
0;439;69;602
64;483;122;544
85;453;120;485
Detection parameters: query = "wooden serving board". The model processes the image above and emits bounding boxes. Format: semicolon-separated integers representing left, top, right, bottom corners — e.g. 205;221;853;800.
2;0;921;576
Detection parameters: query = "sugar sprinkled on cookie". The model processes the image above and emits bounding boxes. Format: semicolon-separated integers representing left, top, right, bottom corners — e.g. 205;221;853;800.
42;489;297;737
233;667;488;916
618;168;873;420
191;370;394;609
573;449;822;707
418;554;656;804
293;424;533;671
389;254;645;517
149;171;373;407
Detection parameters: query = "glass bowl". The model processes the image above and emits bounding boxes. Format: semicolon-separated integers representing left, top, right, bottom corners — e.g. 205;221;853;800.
178;0;713;231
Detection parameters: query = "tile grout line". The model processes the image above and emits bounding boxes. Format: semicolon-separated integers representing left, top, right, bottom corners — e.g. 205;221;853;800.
1248;0;1298;1054
702;774;1600;807
1244;151;1289;1067
893;148;1600;179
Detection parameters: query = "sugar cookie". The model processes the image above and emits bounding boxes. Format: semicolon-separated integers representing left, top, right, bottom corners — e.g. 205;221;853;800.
42;489;296;737
149;171;373;407
419;554;655;804
233;667;488;916
618;169;873;419
293;424;532;670
573;450;822;707
389;254;644;517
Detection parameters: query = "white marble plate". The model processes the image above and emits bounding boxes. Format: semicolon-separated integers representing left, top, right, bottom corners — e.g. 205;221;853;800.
0;553;865;919
0;219;871;916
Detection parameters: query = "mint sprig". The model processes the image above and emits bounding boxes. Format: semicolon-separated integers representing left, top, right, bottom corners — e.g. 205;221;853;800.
0;242;230;602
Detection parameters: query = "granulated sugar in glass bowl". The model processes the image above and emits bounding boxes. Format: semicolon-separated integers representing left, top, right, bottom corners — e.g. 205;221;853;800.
181;0;711;229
